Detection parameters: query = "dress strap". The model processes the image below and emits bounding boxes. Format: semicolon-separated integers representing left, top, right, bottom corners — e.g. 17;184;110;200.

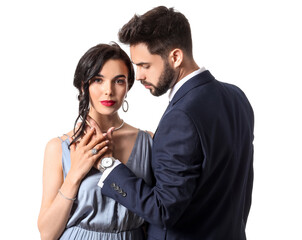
144;130;154;138
58;134;70;143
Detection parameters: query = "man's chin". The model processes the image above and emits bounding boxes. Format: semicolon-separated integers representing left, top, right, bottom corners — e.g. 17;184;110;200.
151;88;168;97
149;89;159;97
145;87;155;96
143;84;169;96
144;86;158;96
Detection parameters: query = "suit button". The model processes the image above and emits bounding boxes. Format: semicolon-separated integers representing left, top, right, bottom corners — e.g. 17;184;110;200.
111;183;116;188
122;192;127;197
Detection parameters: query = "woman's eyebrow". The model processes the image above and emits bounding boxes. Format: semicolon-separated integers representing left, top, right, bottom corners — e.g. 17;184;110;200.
95;74;126;79
113;74;127;79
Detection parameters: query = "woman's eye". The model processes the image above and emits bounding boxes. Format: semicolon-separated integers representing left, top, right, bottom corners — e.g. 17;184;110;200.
143;65;150;69
94;78;102;83
116;79;126;84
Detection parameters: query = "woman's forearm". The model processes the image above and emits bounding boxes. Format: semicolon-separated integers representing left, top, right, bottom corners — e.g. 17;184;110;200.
38;175;80;240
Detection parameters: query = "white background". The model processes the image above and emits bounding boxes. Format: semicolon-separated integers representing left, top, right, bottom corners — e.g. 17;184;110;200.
1;0;301;239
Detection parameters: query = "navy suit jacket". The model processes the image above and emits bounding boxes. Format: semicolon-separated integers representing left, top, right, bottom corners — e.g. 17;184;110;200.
102;71;254;240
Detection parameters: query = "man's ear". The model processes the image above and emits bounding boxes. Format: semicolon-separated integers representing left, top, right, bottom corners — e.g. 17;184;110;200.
169;48;183;69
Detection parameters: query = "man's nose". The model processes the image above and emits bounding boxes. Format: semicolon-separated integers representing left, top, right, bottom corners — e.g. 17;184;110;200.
136;68;146;81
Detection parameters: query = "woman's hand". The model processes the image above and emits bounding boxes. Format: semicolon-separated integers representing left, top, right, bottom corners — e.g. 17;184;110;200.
85;116;115;170
68;126;109;183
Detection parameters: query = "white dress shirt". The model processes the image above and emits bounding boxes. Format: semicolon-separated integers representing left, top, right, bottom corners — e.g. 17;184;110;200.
169;67;206;101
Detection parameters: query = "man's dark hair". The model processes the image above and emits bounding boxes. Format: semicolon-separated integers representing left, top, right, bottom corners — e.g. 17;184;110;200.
118;6;193;58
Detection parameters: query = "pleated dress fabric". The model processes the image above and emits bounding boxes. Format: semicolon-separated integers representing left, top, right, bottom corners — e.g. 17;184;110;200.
58;130;153;240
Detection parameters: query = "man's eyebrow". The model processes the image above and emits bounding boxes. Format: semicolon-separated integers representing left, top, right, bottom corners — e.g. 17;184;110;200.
132;61;149;66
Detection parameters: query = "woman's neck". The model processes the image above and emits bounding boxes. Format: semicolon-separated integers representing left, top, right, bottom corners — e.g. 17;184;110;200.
88;110;123;133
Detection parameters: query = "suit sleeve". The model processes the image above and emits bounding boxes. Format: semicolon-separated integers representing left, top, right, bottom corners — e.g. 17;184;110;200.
101;109;204;227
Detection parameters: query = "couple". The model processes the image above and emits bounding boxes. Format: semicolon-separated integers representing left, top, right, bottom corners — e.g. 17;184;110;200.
38;6;254;240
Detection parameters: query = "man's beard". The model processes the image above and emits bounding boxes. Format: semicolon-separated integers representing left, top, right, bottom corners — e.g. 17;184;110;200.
143;61;178;97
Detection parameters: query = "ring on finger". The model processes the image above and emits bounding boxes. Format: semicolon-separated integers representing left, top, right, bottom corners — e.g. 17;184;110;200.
91;148;98;155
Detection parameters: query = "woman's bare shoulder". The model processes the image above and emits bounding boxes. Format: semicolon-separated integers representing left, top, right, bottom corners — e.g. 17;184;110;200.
124;122;154;138
44;129;73;155
43;137;63;172
45;137;62;153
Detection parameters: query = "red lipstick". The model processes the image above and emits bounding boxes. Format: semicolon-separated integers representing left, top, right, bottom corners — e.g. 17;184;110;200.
100;100;116;106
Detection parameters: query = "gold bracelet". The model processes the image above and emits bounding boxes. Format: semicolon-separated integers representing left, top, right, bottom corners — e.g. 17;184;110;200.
58;189;76;201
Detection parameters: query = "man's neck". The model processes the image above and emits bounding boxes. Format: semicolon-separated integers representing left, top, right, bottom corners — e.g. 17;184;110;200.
169;67;206;101
175;59;199;85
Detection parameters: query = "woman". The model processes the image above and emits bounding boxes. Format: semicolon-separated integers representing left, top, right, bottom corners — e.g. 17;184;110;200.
38;43;153;239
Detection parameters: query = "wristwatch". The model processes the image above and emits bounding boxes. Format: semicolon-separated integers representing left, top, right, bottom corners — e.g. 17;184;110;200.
98;157;116;172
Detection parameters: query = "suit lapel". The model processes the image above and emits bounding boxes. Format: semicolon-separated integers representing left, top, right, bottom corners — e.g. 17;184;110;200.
153;101;172;137
170;70;215;106
153;70;215;138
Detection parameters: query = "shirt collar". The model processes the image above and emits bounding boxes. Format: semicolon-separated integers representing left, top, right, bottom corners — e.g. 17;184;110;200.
169;67;206;102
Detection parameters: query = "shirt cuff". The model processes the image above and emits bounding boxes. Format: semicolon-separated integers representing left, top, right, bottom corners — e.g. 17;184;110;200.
97;159;121;188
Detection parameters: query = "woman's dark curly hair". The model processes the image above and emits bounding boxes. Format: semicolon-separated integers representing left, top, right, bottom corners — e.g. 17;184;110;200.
70;43;134;146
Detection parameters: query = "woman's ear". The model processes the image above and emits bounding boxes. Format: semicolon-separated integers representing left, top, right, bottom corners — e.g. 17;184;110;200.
80;83;84;95
169;48;183;69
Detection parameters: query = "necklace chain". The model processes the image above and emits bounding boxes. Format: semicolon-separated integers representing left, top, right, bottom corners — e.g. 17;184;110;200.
113;119;124;132
102;119;124;133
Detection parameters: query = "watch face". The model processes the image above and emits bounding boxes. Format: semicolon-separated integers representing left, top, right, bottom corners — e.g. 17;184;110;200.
102;157;114;168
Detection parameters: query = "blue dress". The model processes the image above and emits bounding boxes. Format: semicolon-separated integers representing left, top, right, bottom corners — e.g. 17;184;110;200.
58;130;153;240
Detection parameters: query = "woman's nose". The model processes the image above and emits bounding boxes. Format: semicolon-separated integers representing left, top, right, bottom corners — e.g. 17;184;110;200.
104;81;113;95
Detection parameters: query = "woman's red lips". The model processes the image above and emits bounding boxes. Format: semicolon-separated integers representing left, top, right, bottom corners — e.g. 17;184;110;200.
100;100;116;106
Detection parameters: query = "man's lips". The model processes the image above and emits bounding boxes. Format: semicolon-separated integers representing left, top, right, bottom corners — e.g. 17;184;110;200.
141;82;152;89
100;100;116;106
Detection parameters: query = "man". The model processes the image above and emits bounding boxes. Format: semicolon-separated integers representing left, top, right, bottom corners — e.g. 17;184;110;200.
97;6;254;240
